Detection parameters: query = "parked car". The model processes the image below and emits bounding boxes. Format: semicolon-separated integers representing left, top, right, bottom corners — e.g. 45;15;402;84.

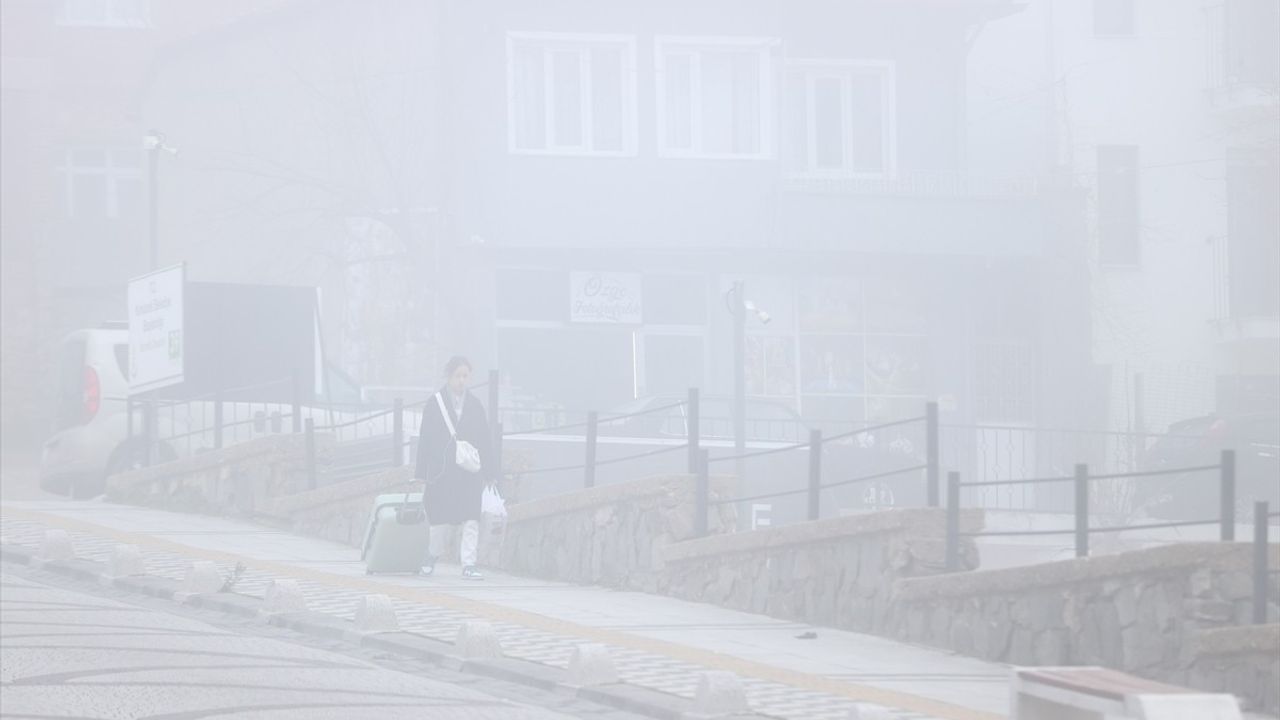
597;394;808;443
39;326;408;498
1136;413;1280;521
39;326;136;498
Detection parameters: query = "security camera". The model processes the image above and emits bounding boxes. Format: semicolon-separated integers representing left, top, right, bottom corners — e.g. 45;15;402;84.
743;300;771;324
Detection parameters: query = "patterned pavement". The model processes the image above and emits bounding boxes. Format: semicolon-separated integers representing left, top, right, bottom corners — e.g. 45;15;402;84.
0;512;974;720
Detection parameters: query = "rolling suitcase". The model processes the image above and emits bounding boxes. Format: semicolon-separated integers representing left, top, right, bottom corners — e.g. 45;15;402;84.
361;492;429;574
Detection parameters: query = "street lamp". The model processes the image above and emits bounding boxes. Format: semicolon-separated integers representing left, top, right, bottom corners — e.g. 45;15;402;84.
143;130;178;271
725;280;771;524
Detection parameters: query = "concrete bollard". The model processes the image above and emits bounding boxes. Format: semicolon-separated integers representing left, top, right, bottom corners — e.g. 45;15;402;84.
455;620;503;660
259;578;308;619
174;560;223;602
693;671;749;717
100;544;144;585
38;529;74;563
566;643;618;687
849;704;893;720
351;594;399;635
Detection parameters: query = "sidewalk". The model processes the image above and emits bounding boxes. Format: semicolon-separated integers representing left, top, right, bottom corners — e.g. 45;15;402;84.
0;499;1011;720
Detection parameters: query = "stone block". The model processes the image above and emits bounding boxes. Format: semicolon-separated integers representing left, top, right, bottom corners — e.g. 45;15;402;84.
181;561;223;595
1115;584;1139;627
102;544;144;581
353;594;399;634
693;671;748;716
1216;570;1253;601
38;529;73;562
1190;600;1235;624
455;620;503;660
1034;628;1068;666
566;643;618;687
260;579;309;618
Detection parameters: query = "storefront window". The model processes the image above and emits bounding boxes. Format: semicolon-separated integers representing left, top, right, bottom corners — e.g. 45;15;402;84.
797;278;931;425
746;335;795;398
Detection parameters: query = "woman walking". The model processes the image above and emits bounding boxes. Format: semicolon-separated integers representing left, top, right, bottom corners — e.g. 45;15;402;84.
416;355;493;579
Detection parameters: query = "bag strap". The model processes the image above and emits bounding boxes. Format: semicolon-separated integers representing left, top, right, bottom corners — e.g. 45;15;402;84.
435;392;458;439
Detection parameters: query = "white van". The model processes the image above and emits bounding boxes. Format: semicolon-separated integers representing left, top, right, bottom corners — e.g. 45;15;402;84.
39;326;421;498
39;327;134;497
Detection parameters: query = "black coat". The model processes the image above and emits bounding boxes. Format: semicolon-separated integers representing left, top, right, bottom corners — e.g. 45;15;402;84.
415;388;495;525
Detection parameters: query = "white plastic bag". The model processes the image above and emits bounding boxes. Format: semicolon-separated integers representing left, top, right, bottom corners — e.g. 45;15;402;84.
481;483;507;519
455;439;482;474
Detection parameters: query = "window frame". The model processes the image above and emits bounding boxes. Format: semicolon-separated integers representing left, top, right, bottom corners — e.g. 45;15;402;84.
58;147;143;220
654;35;780;160
784;58;897;179
506;31;639;158
56;0;151;28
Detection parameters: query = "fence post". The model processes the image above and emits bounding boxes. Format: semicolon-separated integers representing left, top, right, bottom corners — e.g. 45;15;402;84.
1075;463;1089;558
946;471;960;571
291;372;302;433
305;418;317;490
808;429;822;521
687;387;700;473
213;389;224;450
495;422;504;477
391;398;404;467
927;401;940;508
1220;449;1236;541
1254;501;1269;624
145;398;156;467
488;369;500;451
584;410;598;489
696;448;709;538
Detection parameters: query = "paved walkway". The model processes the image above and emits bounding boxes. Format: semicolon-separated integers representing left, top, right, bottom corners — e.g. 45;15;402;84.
0;500;1012;720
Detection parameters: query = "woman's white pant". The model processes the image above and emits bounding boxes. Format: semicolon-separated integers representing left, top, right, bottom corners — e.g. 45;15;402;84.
429;520;479;567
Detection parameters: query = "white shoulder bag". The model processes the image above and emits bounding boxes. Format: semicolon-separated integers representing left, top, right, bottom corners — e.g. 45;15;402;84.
436;393;482;474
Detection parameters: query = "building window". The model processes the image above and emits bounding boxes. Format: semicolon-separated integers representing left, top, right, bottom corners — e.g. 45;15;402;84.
798;279;931;424
57;0;150;28
59;148;143;220
1225;150;1280;318
1096;145;1140;266
1225;0;1280;88
655;37;777;159
1093;0;1135;37
784;61;895;177
507;33;637;156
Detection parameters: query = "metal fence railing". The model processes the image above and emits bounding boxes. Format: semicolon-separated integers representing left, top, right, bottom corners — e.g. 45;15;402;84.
942;454;1280;625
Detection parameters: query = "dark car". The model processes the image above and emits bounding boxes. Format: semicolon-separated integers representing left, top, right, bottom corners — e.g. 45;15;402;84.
1136;413;1280;521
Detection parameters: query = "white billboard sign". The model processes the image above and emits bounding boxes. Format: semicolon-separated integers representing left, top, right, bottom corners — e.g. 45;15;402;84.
569;272;642;324
128;264;185;393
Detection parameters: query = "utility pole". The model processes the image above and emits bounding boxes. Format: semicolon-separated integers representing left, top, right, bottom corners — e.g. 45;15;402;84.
147;138;159;270
731;280;747;517
143;130;177;271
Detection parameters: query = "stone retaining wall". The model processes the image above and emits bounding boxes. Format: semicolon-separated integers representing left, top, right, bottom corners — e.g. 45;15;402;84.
659;508;983;634
1188;623;1280;715
889;542;1280;710
106;433;333;516
498;474;738;593
261;465;416;548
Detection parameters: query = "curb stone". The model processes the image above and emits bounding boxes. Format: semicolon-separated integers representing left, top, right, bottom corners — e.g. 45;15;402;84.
0;540;772;720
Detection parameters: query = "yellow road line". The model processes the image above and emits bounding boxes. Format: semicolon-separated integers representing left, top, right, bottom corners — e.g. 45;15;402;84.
1;505;1004;720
